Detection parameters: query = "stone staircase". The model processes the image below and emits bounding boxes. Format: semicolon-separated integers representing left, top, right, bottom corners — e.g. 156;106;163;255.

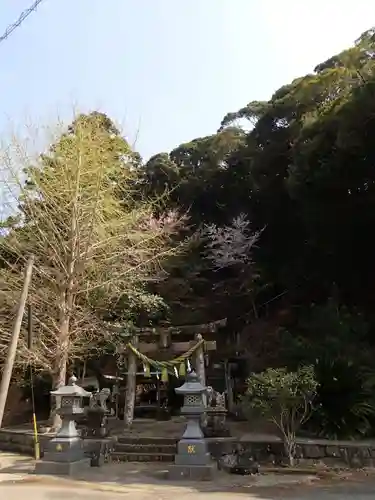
111;436;177;463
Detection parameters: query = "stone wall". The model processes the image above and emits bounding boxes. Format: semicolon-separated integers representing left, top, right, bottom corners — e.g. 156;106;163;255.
0;430;50;455
1;429;375;468
207;436;375;468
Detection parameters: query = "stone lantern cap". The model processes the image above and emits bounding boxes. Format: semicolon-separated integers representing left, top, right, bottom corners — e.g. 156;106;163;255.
175;371;207;395
50;375;92;398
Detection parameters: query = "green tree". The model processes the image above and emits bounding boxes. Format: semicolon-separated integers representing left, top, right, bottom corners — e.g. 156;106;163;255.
0;112;184;423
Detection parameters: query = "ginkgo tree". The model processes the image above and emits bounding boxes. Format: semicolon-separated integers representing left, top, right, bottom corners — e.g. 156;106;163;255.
0;112;185;425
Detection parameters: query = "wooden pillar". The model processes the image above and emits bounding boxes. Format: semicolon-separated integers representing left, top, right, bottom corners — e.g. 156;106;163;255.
194;334;206;384
194;333;207;404
160;330;169;349
195;333;208;431
156;377;160;407
124;334;138;428
225;360;234;413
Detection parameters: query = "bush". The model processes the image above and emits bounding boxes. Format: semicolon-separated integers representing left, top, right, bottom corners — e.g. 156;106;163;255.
307;357;375;439
279;300;375;438
280;300;371;368
245;365;317;465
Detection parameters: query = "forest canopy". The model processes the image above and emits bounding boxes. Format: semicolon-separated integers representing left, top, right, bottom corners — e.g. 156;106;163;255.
142;28;375;440
143;27;375;319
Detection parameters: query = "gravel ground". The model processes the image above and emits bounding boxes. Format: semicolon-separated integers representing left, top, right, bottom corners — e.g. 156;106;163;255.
0;480;375;500
1;452;375;499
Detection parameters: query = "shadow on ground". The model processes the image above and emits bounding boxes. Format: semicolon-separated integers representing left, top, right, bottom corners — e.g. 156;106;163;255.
2;453;375;498
0;457;34;474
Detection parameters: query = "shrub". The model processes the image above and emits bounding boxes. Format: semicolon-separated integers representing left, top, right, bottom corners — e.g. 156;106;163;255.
307;357;375;439
279;300;375;438
245;365;317;466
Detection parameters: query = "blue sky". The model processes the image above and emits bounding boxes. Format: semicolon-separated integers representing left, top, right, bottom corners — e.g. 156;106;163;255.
0;0;374;161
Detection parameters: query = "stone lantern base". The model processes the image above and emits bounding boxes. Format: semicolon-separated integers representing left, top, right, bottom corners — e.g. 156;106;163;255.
168;437;217;481
35;436;91;476
169;464;217;481
34;457;91;476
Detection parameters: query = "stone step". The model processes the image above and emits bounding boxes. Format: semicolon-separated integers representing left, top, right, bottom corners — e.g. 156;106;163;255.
114;443;177;454
116;436;178;446
111;451;175;462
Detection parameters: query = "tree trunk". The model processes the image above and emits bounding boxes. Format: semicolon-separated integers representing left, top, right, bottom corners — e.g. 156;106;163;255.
124;335;138;428
284;435;296;467
50;193;77;431
50;313;70;431
49;171;79;431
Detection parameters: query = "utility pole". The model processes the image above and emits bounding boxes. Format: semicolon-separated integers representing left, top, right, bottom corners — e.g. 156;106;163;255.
0;255;34;427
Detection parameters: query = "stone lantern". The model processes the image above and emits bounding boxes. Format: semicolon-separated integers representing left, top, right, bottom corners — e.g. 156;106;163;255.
168;371;216;480
35;375;92;476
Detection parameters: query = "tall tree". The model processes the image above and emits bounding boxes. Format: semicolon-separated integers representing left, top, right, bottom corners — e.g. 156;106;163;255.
0;112;184;421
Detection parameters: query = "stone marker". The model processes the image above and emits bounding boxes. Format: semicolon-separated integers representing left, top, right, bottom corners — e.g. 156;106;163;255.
35;375;92;476
168;371;217;481
204;387;230;438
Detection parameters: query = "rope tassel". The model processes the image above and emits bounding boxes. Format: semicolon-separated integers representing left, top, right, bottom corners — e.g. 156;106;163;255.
179;362;186;377
161;367;169;382
143;363;150;377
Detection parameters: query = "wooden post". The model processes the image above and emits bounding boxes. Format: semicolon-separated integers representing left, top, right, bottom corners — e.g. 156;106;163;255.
225;360;234;413
194;333;207;401
80;359;87;385
156;376;160;411
159;330;169;349
0;256;34;428
27;304;40;460
124;334;138;428
194;333;207;429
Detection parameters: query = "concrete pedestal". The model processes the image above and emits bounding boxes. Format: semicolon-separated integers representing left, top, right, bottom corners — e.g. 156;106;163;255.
168;435;217;480
204;409;230;437
168;463;217;481
35;436;91;476
34;457;90;476
84;438;113;466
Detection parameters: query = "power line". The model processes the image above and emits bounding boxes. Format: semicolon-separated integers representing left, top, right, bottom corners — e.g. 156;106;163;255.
0;0;45;46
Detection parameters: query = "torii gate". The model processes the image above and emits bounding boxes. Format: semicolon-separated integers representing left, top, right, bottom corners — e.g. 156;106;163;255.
114;318;226;427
